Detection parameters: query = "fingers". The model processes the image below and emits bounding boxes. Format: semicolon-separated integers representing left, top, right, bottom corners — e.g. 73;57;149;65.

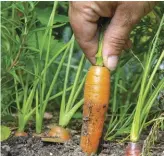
124;39;132;50
102;1;157;70
69;2;134;69
69;2;99;64
69;2;156;70
102;5;136;70
102;39;132;71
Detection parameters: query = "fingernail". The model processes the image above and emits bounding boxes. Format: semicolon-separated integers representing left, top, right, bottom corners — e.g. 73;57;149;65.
104;55;118;71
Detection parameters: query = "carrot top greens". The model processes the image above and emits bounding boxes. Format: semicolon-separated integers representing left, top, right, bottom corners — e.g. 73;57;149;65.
96;30;104;66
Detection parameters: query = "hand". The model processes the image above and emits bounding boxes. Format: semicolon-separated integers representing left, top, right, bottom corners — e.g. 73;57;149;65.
69;2;157;70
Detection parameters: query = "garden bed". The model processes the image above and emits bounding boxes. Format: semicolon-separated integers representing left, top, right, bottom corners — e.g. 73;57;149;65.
1;132;164;156
1;119;164;156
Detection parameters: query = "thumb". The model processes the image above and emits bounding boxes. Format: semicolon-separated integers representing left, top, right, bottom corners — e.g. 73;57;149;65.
102;7;136;70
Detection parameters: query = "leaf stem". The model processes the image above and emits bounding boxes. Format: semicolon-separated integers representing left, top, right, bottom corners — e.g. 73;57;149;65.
96;30;104;66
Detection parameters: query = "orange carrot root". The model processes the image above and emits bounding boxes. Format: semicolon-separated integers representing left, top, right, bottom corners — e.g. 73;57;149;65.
80;66;110;155
48;126;71;142
125;142;141;156
15;131;28;137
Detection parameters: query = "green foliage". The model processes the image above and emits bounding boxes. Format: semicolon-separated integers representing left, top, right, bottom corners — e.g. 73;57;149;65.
35;7;68;25
105;6;164;142
1;1;73;133
96;28;104;66
1;1;85;133
59;46;86;127
142;114;164;156
0;125;11;141
130;15;164;142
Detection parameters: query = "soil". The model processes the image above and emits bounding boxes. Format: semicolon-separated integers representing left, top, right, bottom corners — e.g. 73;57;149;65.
1;114;164;156
1;129;164;156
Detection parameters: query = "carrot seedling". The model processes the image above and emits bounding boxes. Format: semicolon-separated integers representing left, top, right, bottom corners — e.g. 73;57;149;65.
126;15;164;156
33;1;73;135
13;64;38;136
33;2;86;138
104;64;136;141
42;37;86;142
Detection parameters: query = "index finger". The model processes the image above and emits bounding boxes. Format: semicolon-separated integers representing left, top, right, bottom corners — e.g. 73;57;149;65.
69;2;99;64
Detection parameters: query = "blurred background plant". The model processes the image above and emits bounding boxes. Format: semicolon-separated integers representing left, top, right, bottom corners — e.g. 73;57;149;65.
1;1;164;152
1;1;88;134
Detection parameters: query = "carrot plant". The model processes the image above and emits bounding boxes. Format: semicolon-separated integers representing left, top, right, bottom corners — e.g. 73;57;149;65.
105;63;136;141
32;1;86;135
59;38;86;127
14;64;38;136
126;14;164;155
80;27;111;155
104;48;146;142
1;1;40;136
34;0;59;134
42;37;86;142
34;36;75;134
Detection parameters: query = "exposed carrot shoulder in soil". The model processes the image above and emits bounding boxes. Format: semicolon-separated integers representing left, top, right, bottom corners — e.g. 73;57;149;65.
125;142;141;156
47;126;71;143
15;131;28;137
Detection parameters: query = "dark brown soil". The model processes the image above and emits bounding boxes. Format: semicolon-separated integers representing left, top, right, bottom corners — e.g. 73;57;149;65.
1;114;164;156
1;131;164;156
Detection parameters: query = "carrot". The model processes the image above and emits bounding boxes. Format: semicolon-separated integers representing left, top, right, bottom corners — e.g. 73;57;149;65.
125;142;141;156
80;66;110;155
80;26;110;155
47;126;71;142
15;131;28;137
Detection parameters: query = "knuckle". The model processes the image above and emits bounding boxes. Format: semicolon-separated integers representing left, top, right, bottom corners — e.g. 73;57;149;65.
120;13;139;27
110;36;126;45
70;2;98;23
116;4;141;27
107;36;127;53
79;40;96;54
131;15;141;25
